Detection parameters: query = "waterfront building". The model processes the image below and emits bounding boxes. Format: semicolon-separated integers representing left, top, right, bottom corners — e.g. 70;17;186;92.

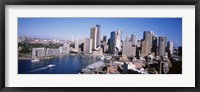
90;27;98;50
46;48;61;56
141;41;150;56
62;47;69;54
36;48;45;57
32;48;36;58
59;47;63;54
158;36;167;56
32;48;46;58
167;41;174;55
59;44;69;55
109;30;122;55
143;31;153;54
63;43;70;54
32;47;62;58
83;38;93;54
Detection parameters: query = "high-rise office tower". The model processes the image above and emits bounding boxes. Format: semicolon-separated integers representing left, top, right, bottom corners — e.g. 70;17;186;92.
136;40;141;57
103;35;107;42
152;34;158;55
102;41;109;53
90;27;98;50
116;31;122;52
123;41;131;57
167;41;174;55
90;25;101;50
83;38;93;53
122;41;136;57
74;39;79;52
158;37;167;56
141;41;150;56
131;34;136;56
110;31;116;54
143;31;153;54
109;30;122;55
96;24;101;46
131;34;136;45
137;40;141;48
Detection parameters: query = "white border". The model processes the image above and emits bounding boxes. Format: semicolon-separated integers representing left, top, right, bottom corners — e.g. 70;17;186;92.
5;5;195;87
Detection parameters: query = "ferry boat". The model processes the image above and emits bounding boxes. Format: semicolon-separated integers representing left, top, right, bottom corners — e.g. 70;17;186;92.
31;58;40;62
47;64;56;68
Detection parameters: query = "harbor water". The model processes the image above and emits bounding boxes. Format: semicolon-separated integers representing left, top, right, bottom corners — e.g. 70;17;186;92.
18;54;97;74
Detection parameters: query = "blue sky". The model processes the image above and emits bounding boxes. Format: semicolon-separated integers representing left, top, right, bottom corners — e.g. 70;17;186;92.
18;18;182;47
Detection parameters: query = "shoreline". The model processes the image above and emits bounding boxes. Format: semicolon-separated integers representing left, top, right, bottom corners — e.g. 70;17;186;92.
18;53;79;61
18;56;60;61
18;53;110;61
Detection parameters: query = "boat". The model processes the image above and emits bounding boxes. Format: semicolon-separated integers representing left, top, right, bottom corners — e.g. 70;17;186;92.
31;58;40;62
47;64;56;68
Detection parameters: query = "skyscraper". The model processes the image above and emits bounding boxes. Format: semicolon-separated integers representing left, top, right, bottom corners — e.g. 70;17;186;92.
136;40;141;57
83;38;92;53
141;41;150;56
143;31;153;54
74;39;79;52
96;24;101;46
158;37;167;56
137;40;141;48
102;41;109;53
115;31;122;53
152;34;158;55
131;34;136;45
90;27;97;50
103;35;107;42
131;33;136;56
110;31;116;54
109;31;122;55
167;41;174;55
122;41;136;57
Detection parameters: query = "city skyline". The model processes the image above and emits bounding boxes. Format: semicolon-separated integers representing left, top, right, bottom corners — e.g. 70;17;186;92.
18;18;182;47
